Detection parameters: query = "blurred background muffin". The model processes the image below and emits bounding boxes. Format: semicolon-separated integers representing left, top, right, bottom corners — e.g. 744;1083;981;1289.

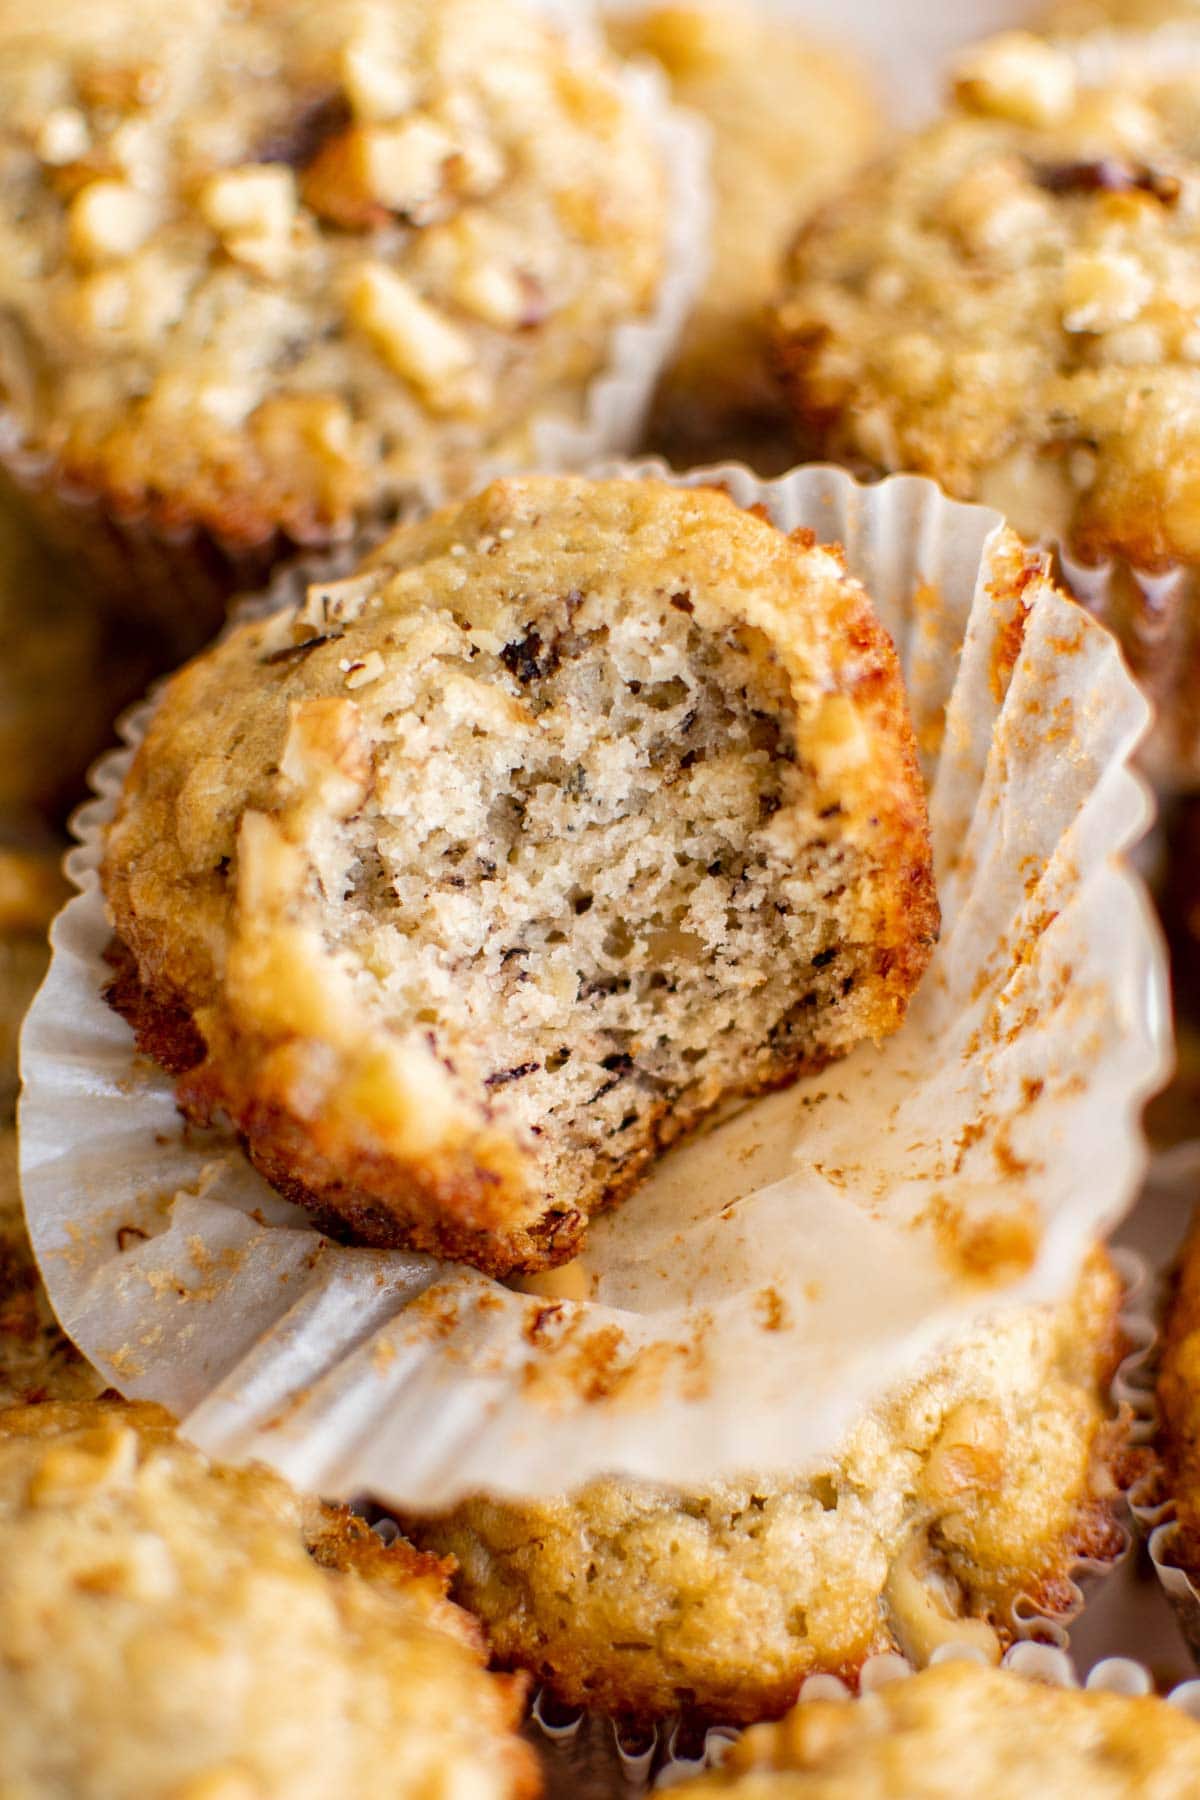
407;1254;1127;1722
607;0;880;466
0;0;671;651
0;1399;539;1798
674;1661;1200;1794
773;29;1200;787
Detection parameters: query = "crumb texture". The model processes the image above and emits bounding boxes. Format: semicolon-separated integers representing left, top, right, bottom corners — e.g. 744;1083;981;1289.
103;476;935;1274
407;1255;1125;1721
682;1660;1200;1794
0;1399;537;1799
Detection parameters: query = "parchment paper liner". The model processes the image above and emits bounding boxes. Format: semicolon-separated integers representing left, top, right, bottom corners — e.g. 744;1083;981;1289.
0;45;708;653
19;459;1170;1510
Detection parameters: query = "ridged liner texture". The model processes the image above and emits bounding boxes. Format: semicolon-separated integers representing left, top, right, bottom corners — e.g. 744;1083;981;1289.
19;460;1170;1511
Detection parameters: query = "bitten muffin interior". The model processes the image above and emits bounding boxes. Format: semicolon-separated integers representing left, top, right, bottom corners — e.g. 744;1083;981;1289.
332;580;874;1213
105;476;934;1270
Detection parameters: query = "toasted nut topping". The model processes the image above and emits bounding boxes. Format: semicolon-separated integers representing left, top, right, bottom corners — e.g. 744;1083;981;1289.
68;180;156;265
36;106;90;166
341;34;417;124
346;263;480;406
361;118;457;222
1061;249;1153;333
954;33;1077;129
28;1420;140;1507
884;1532;1002;1666
199;165;297;245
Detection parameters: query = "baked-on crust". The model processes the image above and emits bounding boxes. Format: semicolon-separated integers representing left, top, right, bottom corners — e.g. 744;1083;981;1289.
605;1;878;460
1157;1207;1200;1574
679;1661;1200;1795
405;1254;1128;1723
0;0;665;632
772;31;1200;782
103;475;936;1276
0;1398;539;1798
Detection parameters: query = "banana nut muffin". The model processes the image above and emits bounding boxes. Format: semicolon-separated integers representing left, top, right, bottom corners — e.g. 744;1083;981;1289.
405;1252;1128;1722
1046;0;1200;30
0;0;667;643
1155;1204;1200;1577
677;1661;1200;1796
101;475;937;1276
772;30;1200;784
605;1;878;462
0;1399;538;1799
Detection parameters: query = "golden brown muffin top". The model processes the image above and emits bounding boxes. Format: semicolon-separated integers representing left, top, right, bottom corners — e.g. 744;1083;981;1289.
0;0;665;545
774;31;1200;572
683;1662;1200;1796
0;1398;538;1799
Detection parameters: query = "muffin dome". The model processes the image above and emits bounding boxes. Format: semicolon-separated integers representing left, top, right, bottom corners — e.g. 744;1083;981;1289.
773;31;1200;781
679;1660;1200;1795
0;0;667;582
407;1253;1125;1722
0;1400;537;1798
102;474;936;1275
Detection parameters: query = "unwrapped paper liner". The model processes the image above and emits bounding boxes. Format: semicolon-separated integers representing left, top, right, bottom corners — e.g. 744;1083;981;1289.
0;44;708;646
20;460;1171;1509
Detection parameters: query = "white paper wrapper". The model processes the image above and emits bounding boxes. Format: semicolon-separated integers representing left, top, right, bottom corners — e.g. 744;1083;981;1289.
0;46;708;646
20;460;1170;1509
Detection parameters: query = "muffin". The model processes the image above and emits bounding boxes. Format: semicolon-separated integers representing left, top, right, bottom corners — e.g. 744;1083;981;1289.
101;474;937;1276
605;0;879;463
1156;1205;1200;1570
0;1398;538;1798
1046;0;1200;29
772;30;1200;785
406;1252;1127;1722
0;0;669;648
676;1661;1200;1795
0;499;156;826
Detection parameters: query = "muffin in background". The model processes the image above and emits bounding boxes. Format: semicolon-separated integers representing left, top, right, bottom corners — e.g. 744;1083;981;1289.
773;30;1200;786
606;0;880;466
100;475;936;1276
675;1661;1200;1795
1046;0;1200;29
0;0;669;650
0;1399;539;1798
0;501;155;827
406;1254;1127;1722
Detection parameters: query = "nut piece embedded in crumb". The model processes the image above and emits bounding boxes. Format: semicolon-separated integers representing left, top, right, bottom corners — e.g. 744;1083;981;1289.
102;475;937;1276
677;1660;1200;1794
606;0;879;461
404;1253;1127;1721
0;1399;538;1799
0;0;667;633
772;34;1200;784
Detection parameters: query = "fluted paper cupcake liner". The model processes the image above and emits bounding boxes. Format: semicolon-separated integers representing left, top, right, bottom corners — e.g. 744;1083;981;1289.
20;459;1170;1511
